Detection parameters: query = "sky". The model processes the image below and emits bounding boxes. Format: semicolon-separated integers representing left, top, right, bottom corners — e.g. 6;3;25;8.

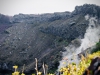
0;0;100;16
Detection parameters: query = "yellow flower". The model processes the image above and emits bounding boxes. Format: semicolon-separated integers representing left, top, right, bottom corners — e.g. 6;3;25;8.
13;65;18;69
12;73;14;75
21;73;25;75
15;72;19;75
12;71;19;75
37;72;42;75
67;73;70;75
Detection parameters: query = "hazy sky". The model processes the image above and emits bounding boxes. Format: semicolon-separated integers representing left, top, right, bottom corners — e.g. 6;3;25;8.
0;0;100;16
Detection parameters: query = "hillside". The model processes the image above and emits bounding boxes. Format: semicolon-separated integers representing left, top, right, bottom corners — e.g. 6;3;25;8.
0;4;100;74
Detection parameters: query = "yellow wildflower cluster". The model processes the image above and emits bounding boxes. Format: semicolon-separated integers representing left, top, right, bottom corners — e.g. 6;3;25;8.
11;51;100;75
59;51;100;75
12;65;25;75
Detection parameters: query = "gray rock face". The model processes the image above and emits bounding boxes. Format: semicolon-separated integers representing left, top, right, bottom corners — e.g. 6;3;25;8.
72;4;100;18
40;15;88;40
12;12;71;23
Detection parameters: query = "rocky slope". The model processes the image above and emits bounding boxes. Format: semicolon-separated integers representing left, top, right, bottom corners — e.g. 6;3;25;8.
0;4;100;74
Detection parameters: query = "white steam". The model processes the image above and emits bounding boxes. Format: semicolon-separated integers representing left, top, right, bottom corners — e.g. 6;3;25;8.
58;14;100;70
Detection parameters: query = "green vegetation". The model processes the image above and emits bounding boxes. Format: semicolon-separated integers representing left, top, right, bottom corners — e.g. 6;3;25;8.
92;41;100;53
